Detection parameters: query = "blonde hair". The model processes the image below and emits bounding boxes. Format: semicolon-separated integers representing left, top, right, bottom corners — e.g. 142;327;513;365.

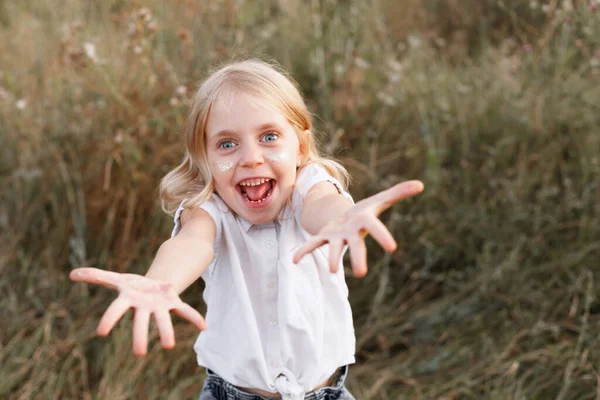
160;59;349;215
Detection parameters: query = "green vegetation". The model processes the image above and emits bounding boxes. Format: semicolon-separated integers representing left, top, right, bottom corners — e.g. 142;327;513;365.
1;0;599;399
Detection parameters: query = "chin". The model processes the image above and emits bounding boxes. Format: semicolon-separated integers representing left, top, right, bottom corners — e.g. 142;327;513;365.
240;208;280;225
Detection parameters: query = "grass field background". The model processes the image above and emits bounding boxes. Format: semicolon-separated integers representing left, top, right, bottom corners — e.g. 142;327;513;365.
1;0;599;399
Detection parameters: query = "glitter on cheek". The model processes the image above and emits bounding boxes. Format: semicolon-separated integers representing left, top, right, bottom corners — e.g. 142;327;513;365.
216;160;233;172
267;151;287;163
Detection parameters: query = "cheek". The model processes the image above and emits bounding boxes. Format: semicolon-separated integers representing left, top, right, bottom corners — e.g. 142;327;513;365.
215;160;233;172
267;150;287;163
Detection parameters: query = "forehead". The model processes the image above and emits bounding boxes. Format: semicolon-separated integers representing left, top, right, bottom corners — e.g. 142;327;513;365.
206;93;291;139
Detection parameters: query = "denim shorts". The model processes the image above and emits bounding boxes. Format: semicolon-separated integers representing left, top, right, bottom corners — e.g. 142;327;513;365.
197;366;356;400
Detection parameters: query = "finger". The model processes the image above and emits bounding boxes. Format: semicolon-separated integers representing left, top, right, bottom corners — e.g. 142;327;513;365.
133;309;151;357
292;237;328;264
369;180;424;215
327;239;345;273
70;268;121;290
173;302;207;331
153;309;176;349
363;218;398;253
97;297;131;336
347;235;368;278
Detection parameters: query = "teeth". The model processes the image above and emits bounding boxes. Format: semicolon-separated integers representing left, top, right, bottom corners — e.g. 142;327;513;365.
239;178;271;187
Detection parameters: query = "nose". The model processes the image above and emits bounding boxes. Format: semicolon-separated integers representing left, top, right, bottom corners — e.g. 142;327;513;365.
239;142;264;168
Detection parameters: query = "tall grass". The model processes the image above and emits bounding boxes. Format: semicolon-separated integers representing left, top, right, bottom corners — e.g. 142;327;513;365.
1;0;599;399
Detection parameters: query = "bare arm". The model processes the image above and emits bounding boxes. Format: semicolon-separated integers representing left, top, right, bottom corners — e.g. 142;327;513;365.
145;207;216;294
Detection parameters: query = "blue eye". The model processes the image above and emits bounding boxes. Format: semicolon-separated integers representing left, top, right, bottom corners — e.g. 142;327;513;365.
218;140;236;149
262;132;278;142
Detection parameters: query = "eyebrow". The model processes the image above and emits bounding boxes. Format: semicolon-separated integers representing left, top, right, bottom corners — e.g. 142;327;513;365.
208;122;283;141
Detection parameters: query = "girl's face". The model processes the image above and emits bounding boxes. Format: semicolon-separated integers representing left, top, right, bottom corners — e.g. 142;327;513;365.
205;94;305;225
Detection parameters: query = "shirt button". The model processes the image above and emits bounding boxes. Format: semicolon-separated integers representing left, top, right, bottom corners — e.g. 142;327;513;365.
269;320;277;326
268;282;275;289
270;360;278;367
265;240;275;249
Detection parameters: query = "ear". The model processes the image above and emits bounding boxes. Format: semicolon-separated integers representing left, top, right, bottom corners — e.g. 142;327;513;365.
297;129;311;167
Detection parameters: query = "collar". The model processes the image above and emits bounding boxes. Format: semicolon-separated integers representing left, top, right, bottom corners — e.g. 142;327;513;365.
237;215;254;232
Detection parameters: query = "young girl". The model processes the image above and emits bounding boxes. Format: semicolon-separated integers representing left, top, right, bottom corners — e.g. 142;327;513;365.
70;59;424;400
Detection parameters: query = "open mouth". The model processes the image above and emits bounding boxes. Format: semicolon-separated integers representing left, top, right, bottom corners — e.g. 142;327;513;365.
236;178;276;204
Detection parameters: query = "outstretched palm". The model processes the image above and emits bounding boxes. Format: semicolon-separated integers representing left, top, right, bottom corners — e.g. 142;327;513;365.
293;180;424;277
70;268;206;356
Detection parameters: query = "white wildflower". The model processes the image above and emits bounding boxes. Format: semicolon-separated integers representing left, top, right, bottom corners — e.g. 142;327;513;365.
259;23;277;40
176;85;187;96
16;99;27;110
84;42;99;63
354;58;370;69
139;7;151;18
407;35;422;49
376;92;396;106
437;98;450;112
387;59;403;72
115;130;124;143
170;97;180;106
456;83;472;93
133;45;143;54
334;63;345;76
13;168;42;180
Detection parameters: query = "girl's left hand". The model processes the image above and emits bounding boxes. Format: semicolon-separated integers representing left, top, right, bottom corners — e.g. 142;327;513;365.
292;180;424;277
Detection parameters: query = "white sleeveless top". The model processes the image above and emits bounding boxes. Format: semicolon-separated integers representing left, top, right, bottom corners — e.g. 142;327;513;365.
171;164;356;400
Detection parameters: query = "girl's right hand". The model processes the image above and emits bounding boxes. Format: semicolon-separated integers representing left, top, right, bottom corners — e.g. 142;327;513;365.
70;267;206;357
